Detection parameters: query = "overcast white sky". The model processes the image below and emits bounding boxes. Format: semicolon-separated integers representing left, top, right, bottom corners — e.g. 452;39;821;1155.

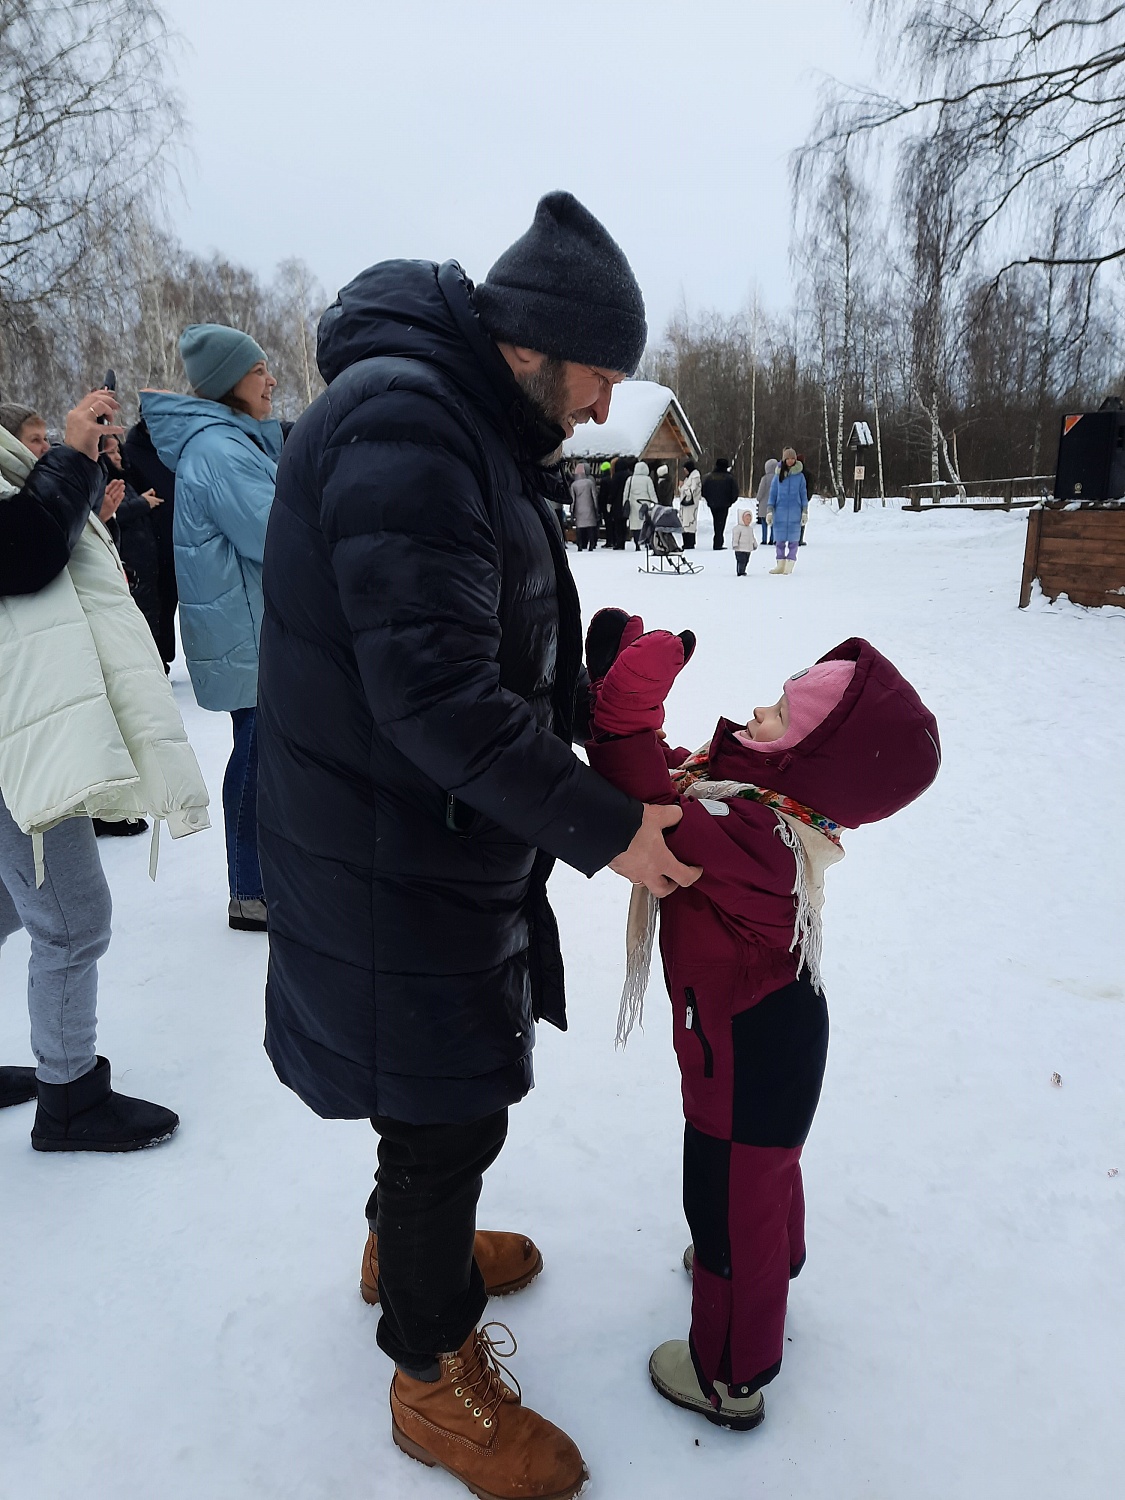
159;0;873;336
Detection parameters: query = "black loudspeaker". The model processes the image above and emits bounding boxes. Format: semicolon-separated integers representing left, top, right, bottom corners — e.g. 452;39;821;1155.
1053;411;1125;501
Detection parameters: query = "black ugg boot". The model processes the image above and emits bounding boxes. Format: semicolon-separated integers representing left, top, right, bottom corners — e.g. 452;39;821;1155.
92;818;148;837
31;1057;179;1153
0;1066;38;1109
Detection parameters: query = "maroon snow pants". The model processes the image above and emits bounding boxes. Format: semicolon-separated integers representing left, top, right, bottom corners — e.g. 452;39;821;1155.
677;970;829;1401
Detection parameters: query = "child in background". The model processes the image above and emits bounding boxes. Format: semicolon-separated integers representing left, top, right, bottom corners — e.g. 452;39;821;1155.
584;611;940;1431
730;507;757;576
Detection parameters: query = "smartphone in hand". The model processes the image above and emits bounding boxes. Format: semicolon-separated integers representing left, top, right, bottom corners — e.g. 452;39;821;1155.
98;369;116;424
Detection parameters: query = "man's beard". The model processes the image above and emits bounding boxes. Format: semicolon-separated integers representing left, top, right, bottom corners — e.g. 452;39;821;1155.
516;357;569;465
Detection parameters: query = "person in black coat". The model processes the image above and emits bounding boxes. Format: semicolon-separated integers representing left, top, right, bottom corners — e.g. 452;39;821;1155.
702;455;739;549
607;453;635;549
121;419;178;669
99;434;162;645
256;192;698;1487
0;400;107;594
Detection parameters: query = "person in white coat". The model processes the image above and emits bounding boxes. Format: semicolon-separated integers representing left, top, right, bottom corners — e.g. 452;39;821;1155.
731;506;759;575
678;460;701;549
0;393;210;1151
624;458;658;550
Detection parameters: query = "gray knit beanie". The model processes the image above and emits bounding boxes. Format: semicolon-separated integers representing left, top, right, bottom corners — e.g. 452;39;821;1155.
180;323;267;401
474;191;647;376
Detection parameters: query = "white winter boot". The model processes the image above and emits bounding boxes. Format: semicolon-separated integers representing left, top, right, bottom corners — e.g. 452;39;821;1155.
769;559;786;574
648;1340;765;1431
783;559;796;573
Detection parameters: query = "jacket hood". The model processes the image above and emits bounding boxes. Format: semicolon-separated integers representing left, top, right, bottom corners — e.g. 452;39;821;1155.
633;460;650;477
707;637;940;828
140;392;283;471
316;258;566;464
764;458;778;474
739;510;753;524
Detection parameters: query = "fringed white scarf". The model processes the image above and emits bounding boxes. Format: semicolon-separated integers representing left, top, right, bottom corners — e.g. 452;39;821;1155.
617;779;845;1047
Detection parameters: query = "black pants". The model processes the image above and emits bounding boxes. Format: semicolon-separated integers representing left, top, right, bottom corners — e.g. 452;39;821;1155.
735;550;750;575
708;504;730;548
682;532;696;549
576;526;598;551
366;1109;508;1376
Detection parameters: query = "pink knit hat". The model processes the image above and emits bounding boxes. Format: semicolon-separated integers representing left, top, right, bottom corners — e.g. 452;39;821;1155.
735;659;856;752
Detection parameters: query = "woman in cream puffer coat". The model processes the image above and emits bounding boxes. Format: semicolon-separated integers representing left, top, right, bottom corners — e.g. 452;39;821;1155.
0;396;209;1152
624;459;659;550
677;461;701;549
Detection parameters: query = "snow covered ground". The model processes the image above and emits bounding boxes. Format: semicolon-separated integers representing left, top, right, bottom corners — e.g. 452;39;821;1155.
3;501;1123;1500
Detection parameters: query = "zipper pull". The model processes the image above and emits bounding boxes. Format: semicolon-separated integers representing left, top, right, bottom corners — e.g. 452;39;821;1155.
685;1003;694;1028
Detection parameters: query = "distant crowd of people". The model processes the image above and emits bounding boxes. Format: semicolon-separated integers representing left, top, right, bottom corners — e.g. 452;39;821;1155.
565;447;811;572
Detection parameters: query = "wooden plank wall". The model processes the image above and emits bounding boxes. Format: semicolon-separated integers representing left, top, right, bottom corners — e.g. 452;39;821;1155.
1019;506;1125;609
642;412;693;464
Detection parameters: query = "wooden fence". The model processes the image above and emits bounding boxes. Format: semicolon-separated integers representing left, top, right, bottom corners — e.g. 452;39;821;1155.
905;475;1053;511
1019;505;1125;609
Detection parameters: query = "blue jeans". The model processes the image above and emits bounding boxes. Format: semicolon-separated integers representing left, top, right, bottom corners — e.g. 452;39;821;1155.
224;708;263;901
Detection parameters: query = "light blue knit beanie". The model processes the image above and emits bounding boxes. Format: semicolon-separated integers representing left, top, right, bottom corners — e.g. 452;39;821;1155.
179;323;267;400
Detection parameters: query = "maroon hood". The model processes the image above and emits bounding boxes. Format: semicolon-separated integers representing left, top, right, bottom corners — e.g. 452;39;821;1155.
707;638;941;828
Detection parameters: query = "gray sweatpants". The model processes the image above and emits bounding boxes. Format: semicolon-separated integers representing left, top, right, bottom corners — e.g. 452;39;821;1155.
0;792;111;1084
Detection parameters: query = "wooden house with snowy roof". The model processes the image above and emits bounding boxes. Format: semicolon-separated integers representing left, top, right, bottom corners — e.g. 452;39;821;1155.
561;380;701;468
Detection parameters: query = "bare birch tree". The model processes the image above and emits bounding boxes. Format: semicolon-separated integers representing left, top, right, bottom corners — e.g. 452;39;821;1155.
0;1;181;308
806;2;1125;289
795;158;872;504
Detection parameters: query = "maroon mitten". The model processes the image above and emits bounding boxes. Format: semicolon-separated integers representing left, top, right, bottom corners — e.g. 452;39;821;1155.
585;608;645;686
593;629;696;737
585;608;645;727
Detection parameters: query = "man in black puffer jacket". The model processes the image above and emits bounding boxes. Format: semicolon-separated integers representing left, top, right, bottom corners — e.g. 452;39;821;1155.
258;192;698;1497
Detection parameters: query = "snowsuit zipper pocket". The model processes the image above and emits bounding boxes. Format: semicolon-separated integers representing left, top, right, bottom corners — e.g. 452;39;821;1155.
684;987;714;1078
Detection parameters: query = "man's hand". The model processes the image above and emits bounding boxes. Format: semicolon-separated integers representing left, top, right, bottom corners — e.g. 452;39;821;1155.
141;488;163;508
64;390;122;459
609;803;702;897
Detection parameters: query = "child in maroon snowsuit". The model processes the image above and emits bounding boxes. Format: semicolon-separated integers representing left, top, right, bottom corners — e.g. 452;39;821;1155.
584;613;940;1430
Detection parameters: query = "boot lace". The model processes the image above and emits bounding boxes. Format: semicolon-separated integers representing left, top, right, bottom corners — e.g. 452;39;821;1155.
450;1322;521;1430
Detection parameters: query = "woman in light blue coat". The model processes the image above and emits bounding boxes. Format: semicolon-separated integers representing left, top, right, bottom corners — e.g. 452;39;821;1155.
142;325;282;931
767;447;808;574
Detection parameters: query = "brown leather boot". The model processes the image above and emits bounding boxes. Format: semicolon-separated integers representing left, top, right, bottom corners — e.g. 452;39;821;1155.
360;1230;543;1306
391;1324;588;1499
